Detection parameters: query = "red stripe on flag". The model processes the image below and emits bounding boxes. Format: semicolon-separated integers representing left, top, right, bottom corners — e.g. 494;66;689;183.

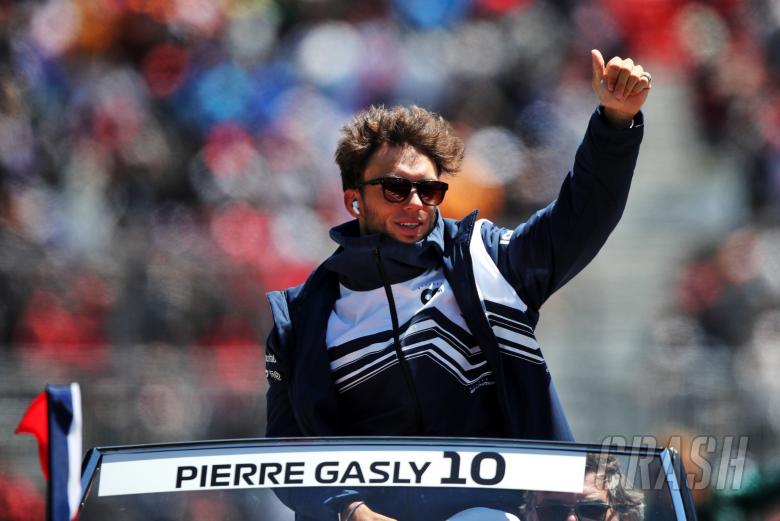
15;391;50;480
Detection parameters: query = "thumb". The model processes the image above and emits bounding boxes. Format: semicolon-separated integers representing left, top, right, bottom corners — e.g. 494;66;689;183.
591;49;605;85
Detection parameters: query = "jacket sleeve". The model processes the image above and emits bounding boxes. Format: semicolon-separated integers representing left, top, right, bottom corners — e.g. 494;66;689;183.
264;324;303;438
488;107;644;312
264;291;356;521
264;290;303;438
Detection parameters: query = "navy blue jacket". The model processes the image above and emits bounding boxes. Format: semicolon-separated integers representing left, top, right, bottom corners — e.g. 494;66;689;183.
263;109;643;518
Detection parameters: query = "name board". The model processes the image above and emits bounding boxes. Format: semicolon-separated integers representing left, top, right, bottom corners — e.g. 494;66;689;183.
98;445;585;497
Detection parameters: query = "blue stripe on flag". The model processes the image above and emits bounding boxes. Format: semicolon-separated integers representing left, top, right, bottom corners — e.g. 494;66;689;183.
46;384;81;521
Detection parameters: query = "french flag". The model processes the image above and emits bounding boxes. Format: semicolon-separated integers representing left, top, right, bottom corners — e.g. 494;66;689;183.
15;383;83;521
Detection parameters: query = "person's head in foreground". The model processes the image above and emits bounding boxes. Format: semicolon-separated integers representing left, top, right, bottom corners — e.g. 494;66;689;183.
335;105;464;244
524;453;645;521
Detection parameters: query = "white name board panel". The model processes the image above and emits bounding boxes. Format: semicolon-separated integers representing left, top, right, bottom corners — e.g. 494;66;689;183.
98;445;586;497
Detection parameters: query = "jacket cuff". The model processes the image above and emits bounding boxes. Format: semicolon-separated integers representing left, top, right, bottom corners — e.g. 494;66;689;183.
589;105;644;149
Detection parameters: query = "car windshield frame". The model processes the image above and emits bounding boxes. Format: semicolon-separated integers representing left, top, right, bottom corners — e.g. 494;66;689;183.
80;437;699;521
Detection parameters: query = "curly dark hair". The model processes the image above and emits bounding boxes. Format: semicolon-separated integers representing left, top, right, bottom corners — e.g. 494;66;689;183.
335;105;464;190
586;452;645;521
523;453;645;521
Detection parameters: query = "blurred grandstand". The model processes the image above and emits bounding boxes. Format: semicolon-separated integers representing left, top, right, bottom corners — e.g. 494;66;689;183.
1;0;779;518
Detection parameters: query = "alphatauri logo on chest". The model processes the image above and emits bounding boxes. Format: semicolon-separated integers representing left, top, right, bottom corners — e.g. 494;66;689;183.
420;284;444;305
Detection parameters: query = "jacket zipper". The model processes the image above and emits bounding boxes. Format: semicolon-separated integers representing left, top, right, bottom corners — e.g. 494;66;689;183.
373;247;425;433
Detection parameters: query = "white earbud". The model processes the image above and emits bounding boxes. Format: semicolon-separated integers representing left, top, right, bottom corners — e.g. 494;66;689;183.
352;200;360;215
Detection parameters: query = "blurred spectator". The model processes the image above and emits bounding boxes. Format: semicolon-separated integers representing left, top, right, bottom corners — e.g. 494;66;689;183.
674;227;775;348
0;469;45;521
697;461;780;521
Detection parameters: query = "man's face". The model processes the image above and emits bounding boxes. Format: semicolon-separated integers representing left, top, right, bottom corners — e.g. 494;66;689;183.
344;143;439;244
530;472;618;521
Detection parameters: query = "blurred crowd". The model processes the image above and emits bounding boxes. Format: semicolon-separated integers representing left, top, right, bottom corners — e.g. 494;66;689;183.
645;0;780;462
1;0;780;519
640;0;780;515
0;0;604;370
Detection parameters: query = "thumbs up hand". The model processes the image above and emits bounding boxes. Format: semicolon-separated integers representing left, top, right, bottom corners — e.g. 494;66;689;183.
591;49;652;127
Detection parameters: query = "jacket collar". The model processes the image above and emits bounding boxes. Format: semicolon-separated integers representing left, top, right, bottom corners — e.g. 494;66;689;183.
322;212;445;291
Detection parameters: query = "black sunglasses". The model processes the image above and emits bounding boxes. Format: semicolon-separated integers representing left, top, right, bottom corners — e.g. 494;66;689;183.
358;176;448;206
534;501;611;521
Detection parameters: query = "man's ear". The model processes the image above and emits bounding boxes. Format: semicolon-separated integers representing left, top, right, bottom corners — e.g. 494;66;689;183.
343;189;361;218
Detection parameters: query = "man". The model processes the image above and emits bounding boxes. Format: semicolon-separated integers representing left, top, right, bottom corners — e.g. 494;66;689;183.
449;452;645;521
264;50;651;521
523;452;645;521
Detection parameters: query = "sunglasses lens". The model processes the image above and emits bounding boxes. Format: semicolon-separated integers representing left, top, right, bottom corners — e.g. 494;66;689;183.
381;177;412;202
577;504;609;521
535;505;572;521
417;181;448;205
376;177;448;205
